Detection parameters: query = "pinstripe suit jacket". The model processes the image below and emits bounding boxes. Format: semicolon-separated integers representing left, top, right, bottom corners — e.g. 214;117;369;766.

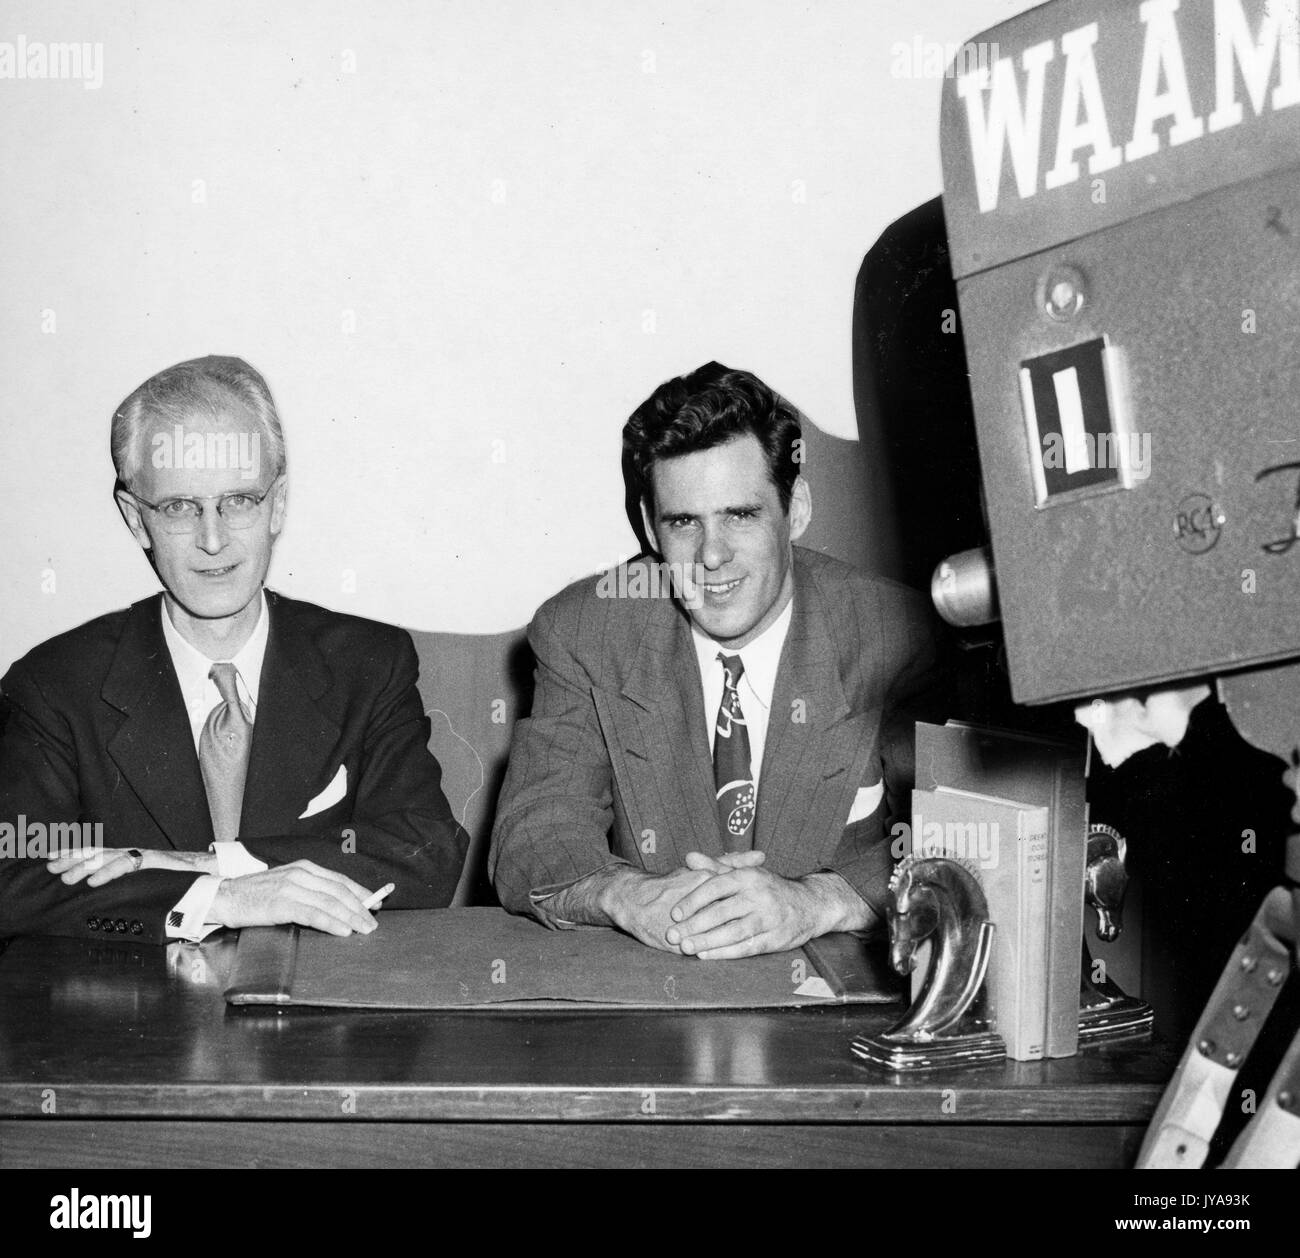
489;547;946;926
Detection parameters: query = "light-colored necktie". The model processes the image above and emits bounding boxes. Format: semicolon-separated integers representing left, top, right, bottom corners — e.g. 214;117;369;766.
199;662;252;844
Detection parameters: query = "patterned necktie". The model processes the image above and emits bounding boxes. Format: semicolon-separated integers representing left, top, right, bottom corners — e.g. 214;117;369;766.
199;662;252;844
714;653;756;851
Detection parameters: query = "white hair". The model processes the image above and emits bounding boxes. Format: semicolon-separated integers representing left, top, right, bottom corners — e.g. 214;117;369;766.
111;355;287;487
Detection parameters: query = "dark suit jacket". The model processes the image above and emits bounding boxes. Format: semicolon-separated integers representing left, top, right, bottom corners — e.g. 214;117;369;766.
0;590;467;943
489;547;947;926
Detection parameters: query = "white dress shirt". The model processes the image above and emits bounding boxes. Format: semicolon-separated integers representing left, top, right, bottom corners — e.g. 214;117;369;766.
691;593;794;792
160;593;271;941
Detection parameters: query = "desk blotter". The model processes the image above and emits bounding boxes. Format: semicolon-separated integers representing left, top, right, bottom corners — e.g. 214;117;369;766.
224;907;902;1009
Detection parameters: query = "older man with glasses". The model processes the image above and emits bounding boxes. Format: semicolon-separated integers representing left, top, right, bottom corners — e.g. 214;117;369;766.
0;355;467;943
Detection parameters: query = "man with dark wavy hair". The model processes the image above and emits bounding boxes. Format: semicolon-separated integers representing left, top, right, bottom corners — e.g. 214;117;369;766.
491;362;946;958
0;355;467;943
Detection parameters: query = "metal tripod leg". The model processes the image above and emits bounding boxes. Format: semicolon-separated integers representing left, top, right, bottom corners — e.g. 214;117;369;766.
1135;885;1295;1169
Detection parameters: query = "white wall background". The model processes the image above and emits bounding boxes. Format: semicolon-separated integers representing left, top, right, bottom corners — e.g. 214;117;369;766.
0;0;1035;670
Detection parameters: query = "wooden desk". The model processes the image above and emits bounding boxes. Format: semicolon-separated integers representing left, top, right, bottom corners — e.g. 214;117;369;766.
0;934;1174;1169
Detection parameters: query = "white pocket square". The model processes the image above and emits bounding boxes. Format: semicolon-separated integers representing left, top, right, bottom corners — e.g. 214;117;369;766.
847;781;884;825
299;764;347;819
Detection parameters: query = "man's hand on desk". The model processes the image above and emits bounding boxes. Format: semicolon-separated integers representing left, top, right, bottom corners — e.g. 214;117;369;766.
664;853;871;960
46;847;380;936
542;850;865;958
541;859;763;952
545;864;712;952
47;847;217;886
208;861;379;936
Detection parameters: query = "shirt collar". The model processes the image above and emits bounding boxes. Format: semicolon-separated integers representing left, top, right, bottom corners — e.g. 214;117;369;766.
691;591;794;711
160;590;269;709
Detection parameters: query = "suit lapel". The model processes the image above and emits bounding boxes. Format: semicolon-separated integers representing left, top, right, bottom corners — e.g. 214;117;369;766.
609;603;721;865
241;591;342;836
103;595;214;851
757;558;871;869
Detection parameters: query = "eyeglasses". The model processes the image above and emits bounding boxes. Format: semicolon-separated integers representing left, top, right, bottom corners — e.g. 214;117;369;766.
125;483;278;535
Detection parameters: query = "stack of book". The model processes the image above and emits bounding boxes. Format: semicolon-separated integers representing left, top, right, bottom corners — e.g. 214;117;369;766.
907;721;1088;1061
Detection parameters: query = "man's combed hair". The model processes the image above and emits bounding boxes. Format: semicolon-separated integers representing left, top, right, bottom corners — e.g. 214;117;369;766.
110;355;287;486
622;361;803;512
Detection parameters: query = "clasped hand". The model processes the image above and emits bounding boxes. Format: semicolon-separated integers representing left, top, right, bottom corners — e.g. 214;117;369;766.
609;850;824;960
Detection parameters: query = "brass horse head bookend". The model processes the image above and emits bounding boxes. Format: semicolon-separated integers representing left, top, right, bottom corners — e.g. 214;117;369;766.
1078;823;1154;1045
851;854;1006;1070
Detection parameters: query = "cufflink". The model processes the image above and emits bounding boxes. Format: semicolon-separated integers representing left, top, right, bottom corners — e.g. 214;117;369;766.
167;910;184;930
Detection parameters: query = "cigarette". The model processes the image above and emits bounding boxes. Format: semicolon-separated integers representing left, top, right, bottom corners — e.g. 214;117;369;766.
361;882;395;911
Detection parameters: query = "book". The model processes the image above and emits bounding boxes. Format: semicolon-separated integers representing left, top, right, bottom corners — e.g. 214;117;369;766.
910;786;1050;1061
915;721;1088;1058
